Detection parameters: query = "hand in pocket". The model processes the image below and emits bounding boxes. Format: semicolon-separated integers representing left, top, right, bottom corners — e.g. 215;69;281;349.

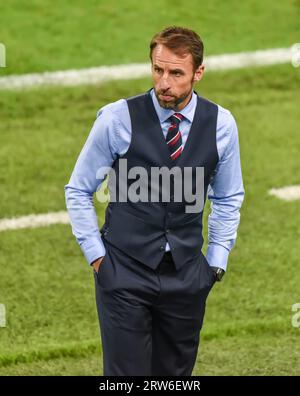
92;256;105;274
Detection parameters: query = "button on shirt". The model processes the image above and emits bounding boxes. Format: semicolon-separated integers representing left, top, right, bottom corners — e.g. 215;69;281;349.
64;89;245;271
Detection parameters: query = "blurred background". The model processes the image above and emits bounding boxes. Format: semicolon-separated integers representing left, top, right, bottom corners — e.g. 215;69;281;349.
0;0;299;375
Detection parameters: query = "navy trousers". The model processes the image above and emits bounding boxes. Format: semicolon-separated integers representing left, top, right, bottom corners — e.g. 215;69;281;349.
94;238;216;376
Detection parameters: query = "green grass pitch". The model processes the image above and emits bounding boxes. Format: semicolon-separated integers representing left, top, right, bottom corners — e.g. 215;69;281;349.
0;0;299;376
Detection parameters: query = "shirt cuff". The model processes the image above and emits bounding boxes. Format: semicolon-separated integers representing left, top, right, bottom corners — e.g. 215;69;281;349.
80;236;106;266
205;243;230;271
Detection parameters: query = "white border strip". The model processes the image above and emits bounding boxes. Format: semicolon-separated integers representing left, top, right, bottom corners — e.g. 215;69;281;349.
0;47;294;90
0;211;69;232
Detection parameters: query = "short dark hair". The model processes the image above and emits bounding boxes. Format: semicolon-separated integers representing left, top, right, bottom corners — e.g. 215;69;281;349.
149;26;204;71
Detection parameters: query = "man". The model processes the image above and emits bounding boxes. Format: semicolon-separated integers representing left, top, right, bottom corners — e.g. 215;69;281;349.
64;26;245;376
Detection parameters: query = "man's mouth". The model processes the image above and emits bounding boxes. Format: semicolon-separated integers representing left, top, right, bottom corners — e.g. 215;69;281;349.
159;94;174;101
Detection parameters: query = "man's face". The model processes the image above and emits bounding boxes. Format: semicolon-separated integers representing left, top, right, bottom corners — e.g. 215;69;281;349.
151;44;204;111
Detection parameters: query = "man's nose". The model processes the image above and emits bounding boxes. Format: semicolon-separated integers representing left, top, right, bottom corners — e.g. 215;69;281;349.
160;74;171;90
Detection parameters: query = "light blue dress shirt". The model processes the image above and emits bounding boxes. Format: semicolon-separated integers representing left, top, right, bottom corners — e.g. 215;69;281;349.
64;88;245;271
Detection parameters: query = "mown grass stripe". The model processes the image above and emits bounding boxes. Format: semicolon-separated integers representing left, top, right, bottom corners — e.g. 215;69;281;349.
0;319;292;368
0;340;100;368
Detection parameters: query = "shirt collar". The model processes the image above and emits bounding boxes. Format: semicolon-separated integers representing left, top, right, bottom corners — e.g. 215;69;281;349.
150;88;197;124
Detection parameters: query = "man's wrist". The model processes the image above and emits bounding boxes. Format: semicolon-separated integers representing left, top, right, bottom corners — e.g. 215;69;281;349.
210;266;225;282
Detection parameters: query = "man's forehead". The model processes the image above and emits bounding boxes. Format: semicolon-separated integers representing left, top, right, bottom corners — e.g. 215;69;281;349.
152;44;192;67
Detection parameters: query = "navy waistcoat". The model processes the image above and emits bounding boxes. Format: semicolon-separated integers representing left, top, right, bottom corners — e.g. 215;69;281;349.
100;90;219;271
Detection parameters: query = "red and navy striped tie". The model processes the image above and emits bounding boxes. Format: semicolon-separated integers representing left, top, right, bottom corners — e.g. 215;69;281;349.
166;113;184;161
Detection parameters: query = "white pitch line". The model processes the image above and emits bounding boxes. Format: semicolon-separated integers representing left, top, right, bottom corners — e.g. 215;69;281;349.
0;211;69;232
0;47;295;90
269;185;300;201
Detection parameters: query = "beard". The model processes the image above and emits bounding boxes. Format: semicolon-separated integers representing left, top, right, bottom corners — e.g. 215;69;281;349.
154;87;192;110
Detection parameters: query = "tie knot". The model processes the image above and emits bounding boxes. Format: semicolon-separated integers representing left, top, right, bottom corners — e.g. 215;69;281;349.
170;113;183;125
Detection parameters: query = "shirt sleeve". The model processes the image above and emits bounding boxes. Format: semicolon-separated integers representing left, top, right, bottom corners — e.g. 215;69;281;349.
64;106;120;265
205;111;245;271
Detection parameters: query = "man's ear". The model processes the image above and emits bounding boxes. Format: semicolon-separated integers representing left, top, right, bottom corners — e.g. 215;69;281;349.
193;64;205;82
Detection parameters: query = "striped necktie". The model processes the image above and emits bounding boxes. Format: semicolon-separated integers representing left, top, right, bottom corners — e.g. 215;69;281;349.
166;113;184;161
